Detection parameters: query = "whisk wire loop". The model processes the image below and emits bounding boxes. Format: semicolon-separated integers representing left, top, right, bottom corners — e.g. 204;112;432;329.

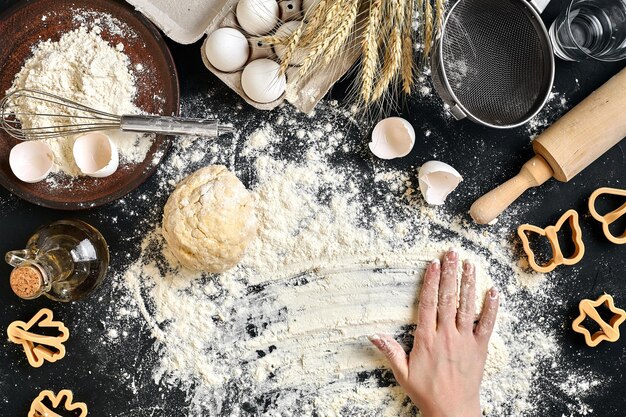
0;88;123;141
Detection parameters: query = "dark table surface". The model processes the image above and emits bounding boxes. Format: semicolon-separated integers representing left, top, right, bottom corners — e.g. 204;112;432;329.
0;0;625;416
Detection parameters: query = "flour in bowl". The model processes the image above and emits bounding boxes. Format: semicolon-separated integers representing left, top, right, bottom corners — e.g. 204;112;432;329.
8;25;152;176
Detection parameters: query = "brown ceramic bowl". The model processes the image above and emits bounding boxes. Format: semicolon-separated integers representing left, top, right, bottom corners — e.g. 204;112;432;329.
0;0;179;210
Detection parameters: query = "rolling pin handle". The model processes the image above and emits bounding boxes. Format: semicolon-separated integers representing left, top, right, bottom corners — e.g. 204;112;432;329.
470;155;554;225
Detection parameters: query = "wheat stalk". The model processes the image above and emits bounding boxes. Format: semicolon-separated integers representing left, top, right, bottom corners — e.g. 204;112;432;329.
417;0;424;48
361;0;382;103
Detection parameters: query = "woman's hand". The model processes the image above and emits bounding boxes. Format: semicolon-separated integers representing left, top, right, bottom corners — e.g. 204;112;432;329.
370;249;499;417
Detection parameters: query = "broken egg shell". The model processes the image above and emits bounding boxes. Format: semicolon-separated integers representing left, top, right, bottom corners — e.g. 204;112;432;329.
9;141;54;183
369;117;416;160
418;161;463;205
72;132;119;178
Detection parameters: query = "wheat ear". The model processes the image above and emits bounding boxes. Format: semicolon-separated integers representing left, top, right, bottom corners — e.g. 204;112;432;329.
279;0;329;72
435;0;444;36
323;0;359;65
371;26;402;102
401;0;415;94
371;0;404;101
299;0;350;78
299;0;330;46
423;0;434;59
360;0;382;103
259;34;288;46
279;23;305;73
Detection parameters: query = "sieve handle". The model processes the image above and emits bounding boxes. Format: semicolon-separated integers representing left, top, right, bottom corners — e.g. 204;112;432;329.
528;0;550;13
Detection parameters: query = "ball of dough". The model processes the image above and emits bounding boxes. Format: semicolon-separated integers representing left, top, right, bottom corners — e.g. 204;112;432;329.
162;165;257;273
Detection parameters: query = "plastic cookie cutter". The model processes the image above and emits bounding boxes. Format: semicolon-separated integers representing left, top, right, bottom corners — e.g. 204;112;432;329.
7;308;69;368
29;389;88;417
589;187;626;245
572;294;626;347
517;209;585;273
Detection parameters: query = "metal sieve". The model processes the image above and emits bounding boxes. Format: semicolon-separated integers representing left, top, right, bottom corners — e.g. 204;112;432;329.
431;0;555;129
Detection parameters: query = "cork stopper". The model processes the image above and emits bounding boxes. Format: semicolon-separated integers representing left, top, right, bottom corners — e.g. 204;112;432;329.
10;265;43;299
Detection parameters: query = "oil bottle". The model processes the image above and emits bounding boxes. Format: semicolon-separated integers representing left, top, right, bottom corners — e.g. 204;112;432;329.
5;220;109;302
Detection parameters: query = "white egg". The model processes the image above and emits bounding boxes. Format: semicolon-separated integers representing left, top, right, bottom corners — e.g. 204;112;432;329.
205;28;250;73
9;141;54;183
418;161;463;205
237;0;280;35
274;21;306;65
369;117;416;160
241;59;287;103
72;132;119;178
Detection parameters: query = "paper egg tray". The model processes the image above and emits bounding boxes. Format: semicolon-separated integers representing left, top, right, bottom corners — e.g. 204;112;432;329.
126;0;361;113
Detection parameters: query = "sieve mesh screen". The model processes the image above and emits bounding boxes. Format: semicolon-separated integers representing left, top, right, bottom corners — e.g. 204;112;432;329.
440;0;552;126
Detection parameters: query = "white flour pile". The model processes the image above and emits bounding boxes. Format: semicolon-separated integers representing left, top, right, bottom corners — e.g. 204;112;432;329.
8;25;152;176
96;98;602;416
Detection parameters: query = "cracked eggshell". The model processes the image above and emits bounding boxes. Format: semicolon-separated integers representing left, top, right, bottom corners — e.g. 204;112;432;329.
418;161;463;205
73;132;119;178
369;117;415;160
9;141;54;183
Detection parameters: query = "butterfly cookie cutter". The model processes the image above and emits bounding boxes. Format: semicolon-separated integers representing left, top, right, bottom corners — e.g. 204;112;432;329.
29;389;88;417
517;209;585;273
7;308;69;368
572;294;626;347
589;187;626;245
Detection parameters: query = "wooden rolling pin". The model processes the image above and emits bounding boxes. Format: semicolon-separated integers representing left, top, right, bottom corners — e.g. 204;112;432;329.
470;67;626;225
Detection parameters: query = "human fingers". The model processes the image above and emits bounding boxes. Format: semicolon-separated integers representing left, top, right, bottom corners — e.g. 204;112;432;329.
456;260;476;333
475;288;499;344
369;334;409;383
437;249;459;328
416;259;441;339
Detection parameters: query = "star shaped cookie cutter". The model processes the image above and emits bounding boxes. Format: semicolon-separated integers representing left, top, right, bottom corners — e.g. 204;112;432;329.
572;294;626;347
29;389;88;417
7;308;69;368
517;209;585;273
589;187;626;245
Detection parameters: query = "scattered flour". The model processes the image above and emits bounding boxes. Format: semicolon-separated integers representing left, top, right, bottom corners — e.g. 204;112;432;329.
527;90;570;140
8;25;152;176
100;97;601;416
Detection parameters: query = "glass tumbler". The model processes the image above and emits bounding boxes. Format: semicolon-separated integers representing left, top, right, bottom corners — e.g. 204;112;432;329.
549;0;626;61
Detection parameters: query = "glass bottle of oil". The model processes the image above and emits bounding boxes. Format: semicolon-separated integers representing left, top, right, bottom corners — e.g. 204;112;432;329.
5;220;109;302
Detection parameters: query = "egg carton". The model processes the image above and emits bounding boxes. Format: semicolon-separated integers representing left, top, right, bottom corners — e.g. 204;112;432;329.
124;0;361;112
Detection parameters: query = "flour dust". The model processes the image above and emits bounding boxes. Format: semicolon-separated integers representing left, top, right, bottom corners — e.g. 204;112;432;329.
92;96;603;416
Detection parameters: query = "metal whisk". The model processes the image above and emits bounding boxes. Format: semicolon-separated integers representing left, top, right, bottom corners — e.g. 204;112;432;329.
0;89;234;141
